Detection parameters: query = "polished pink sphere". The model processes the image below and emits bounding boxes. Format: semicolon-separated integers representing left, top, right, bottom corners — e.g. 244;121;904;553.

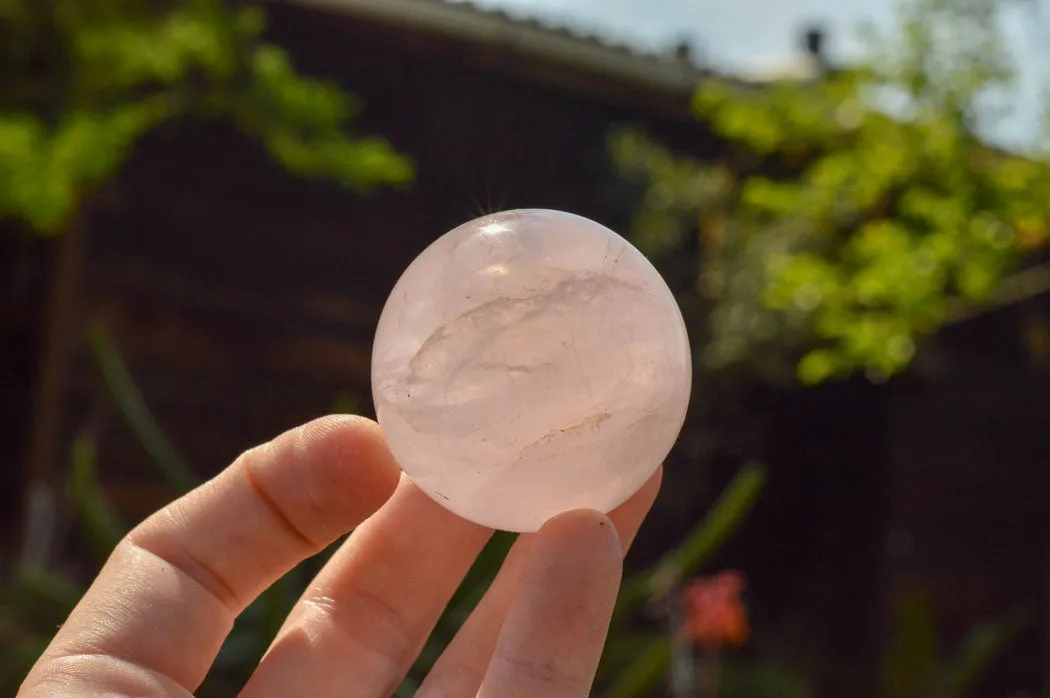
371;209;691;532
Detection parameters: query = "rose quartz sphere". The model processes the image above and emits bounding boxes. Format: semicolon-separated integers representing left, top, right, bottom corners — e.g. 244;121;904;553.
371;209;691;532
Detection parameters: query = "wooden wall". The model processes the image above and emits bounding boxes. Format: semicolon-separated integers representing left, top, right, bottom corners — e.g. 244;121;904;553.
882;302;1050;695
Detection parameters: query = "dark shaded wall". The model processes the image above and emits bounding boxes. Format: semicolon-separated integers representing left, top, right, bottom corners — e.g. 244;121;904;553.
1;230;51;558
882;302;1050;695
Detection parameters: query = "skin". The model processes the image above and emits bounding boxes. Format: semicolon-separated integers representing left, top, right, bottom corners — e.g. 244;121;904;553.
19;415;662;698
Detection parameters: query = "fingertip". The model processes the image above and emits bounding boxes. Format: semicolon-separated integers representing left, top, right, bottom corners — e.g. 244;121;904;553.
538;465;663;558
259;414;402;524
538;509;623;572
319;414;403;492
286;414;393;473
479;509;623;697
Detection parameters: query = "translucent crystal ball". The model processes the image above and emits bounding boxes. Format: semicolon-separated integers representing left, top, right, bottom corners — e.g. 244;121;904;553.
371;209;691;532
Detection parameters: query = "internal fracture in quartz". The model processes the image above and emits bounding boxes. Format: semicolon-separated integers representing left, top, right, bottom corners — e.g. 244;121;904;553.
371;209;692;532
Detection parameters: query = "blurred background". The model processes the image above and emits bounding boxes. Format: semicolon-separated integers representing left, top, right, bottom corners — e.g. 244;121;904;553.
3;0;1050;696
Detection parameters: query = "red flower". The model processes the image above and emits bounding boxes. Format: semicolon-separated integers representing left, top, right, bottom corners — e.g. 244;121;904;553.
680;570;749;649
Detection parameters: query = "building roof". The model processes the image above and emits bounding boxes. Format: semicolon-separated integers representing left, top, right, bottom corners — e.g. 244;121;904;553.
287;0;711;101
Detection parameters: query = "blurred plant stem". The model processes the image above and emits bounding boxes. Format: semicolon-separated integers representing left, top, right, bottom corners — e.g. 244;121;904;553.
605;638;675;698
602;462;765;697
616;461;766;620
87;321;199;492
882;584;1030;698
669;586;699;698
696;651;721;698
68;434;124;562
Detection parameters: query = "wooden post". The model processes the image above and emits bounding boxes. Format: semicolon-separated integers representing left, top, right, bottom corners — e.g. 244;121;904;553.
19;217;84;567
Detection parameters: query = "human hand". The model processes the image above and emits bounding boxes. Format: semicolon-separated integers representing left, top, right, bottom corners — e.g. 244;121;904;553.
19;415;662;697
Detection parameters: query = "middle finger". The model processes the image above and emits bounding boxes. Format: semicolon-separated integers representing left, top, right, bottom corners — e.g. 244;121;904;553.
241;476;492;698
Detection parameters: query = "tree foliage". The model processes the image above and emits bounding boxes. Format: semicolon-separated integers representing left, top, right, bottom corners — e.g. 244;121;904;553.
613;0;1050;385
0;0;413;234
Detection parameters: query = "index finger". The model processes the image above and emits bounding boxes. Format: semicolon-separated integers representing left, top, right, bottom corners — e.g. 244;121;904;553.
19;416;401;697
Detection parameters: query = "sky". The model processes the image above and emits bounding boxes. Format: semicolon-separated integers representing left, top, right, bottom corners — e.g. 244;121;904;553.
456;0;1050;148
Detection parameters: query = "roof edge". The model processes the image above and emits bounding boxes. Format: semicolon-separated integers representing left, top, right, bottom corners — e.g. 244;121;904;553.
285;0;708;96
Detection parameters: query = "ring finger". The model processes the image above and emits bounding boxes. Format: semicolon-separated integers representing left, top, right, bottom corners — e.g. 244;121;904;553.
416;468;662;697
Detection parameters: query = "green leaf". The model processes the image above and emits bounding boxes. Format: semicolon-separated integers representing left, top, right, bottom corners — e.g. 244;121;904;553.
2;1;413;235
797;349;839;385
882;586;940;698
603;638;673;698
13;564;84;613
332;392;365;415
937;610;1029;698
68;435;126;562
615;0;1050;385
0;634;50;694
718;656;815;698
87;322;199;493
0;563;86;634
616;461;766;619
